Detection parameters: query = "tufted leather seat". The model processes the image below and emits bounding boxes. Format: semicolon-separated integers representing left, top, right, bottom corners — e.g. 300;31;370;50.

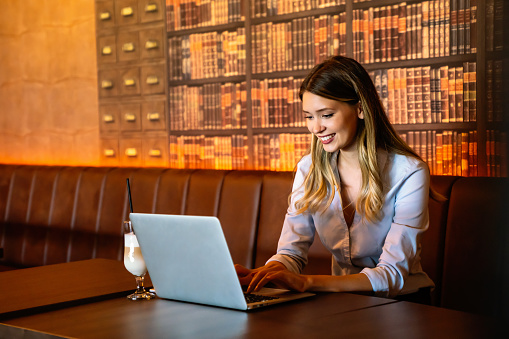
0;164;507;320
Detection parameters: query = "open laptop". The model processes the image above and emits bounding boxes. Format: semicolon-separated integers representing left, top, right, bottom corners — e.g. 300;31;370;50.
129;212;315;310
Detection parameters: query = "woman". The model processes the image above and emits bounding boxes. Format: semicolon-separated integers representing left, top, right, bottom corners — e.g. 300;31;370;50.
236;56;434;302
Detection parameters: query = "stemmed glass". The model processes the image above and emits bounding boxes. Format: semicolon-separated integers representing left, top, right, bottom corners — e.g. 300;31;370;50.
123;221;155;300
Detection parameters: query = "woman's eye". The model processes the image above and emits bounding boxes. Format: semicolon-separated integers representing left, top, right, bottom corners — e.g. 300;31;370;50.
304;116;313;120
322;113;334;118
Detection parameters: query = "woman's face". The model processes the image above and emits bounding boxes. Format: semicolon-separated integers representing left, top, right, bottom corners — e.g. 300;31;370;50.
302;91;364;153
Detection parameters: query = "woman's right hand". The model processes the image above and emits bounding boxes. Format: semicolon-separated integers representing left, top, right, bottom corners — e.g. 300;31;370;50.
235;261;287;293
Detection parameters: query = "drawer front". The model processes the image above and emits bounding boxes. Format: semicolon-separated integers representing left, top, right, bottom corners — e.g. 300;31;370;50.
115;0;138;26
97;35;117;64
119;67;141;96
119;103;141;132
98;69;118;97
101;138;120;165
117;31;139;62
139;28;164;60
139;0;164;23
99;104;120;133
142;100;167;131
120;138;142;166
96;0;116;29
142;137;169;167
141;65;165;95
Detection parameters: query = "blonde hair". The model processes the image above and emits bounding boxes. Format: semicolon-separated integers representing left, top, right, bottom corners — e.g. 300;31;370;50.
293;56;421;223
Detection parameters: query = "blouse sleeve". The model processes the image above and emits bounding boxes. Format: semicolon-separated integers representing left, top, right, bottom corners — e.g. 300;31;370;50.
267;156;316;273
360;163;430;297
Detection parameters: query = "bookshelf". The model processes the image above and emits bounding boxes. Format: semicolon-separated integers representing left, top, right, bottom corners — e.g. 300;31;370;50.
95;0;507;176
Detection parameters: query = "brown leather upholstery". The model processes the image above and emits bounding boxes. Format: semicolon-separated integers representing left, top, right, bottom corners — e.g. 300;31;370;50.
184;170;228;216
0;164;507;319
218;171;264;268
441;177;509;320
255;171;294;268
421;175;460;305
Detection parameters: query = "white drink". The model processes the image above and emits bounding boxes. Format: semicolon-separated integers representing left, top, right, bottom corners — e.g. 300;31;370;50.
124;233;147;277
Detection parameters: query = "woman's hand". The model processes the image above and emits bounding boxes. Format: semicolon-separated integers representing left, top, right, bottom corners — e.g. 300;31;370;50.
235;261;310;293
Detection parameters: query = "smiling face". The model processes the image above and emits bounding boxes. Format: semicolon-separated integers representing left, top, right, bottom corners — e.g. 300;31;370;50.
302;91;364;153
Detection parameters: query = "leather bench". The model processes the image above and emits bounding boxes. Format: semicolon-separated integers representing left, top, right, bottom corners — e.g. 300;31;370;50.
0;164;507;320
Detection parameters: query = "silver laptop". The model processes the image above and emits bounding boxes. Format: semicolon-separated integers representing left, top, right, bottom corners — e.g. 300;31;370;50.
129;212;315;310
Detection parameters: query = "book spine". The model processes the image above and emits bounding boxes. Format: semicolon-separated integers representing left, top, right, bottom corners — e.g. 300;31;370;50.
394;68;401;124
464;0;471;53
470;0;477;53
391;5;399;61
407;4;414;60
434;0;440;57
411;4;417;59
440;65;449;123
416;3;422;59
386;6;392;62
430;68;437;123
374;7;380;63
422;66;432;123
406;68;415;124
448;67;456;123
381;69;389;114
428;0;435;58
436;132;443;175
380;7;387;63
468;62;476;121
455;67;464;122
364;10;370;64
451;0;458;55
494;0;504;51
414;67;424;124
398;3;407;60
399;68;408;124
422;1;430;59
486;0;494;51
387;68;395;123
458;0;465;54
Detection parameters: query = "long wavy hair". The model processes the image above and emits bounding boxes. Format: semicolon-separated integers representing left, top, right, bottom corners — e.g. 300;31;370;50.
293;56;422;223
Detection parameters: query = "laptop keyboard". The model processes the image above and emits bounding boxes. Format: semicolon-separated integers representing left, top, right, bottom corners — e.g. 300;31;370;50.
244;293;280;303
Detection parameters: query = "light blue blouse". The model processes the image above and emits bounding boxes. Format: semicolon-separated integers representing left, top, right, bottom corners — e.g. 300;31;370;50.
268;150;435;297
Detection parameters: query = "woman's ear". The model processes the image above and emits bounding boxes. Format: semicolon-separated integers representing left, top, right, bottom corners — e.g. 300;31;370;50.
358;104;364;119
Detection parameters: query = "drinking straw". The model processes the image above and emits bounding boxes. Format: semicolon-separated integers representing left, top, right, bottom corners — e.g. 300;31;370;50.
126;178;134;213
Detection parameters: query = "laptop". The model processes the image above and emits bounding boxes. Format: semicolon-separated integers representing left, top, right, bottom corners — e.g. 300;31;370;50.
129;212;315;310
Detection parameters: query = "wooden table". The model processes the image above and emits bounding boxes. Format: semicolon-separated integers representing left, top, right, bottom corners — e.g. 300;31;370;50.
0;259;500;339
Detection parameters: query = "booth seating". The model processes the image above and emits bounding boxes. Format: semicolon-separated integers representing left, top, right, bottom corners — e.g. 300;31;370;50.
0;164;507;320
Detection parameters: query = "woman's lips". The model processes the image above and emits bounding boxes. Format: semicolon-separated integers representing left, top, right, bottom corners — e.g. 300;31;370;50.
319;134;335;144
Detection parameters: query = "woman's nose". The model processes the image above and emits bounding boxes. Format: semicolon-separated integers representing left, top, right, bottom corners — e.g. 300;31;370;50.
311;118;324;134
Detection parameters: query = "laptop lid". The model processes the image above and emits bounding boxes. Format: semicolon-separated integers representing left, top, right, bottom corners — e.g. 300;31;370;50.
130;213;314;310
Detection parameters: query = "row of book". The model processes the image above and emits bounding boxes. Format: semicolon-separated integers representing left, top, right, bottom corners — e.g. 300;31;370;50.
369;63;477;125
353;0;477;65
169;134;248;170
252;133;311;171
168;130;506;176
485;130;507;178
168;61;483;132
402;129;476;176
168;133;311;171
169;82;247;131
252;14;346;74
486;59;504;123
486;0;505;52
165;0;244;31
251;1;345;18
251;77;305;128
168;28;246;80
401;129;507;177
